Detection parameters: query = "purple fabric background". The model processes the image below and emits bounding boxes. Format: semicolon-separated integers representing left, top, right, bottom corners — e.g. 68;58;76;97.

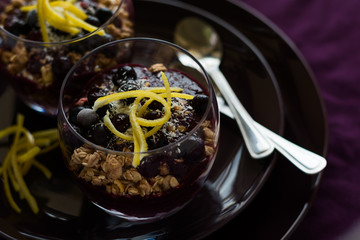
238;0;360;239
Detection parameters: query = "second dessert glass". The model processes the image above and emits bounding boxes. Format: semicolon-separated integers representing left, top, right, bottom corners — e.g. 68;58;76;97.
0;0;134;115
58;38;220;221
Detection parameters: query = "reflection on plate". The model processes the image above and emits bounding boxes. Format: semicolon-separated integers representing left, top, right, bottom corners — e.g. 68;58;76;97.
0;0;327;240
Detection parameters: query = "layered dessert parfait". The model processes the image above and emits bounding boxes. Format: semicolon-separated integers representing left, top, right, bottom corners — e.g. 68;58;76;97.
0;0;134;114
58;38;219;220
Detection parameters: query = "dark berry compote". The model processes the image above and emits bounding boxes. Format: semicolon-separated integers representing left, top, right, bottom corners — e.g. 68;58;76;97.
0;0;134;115
61;63;219;220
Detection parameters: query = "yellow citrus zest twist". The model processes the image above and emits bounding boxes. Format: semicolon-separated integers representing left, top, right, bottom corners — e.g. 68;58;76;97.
129;97;148;166
93;72;194;167
37;0;49;42
21;0;105;42
0;114;59;214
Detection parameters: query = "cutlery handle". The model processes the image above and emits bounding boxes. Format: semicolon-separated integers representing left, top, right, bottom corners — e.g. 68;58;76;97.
207;67;274;159
254;122;327;174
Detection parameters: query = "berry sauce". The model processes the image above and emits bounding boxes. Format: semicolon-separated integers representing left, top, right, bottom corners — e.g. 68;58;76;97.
63;64;218;219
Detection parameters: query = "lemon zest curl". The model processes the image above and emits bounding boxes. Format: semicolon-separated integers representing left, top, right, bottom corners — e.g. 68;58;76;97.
93;72;194;167
0;114;59;214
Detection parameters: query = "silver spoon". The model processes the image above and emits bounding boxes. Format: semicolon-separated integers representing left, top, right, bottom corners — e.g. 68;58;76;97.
174;17;274;159
174;17;327;174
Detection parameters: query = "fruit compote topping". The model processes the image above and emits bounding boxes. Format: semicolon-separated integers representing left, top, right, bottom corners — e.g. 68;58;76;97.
67;63;216;198
0;0;133;87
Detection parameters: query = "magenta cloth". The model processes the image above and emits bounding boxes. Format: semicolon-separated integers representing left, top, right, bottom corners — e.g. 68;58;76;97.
238;0;360;239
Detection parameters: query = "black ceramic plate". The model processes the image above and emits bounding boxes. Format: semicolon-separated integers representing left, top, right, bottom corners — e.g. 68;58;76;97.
0;0;327;239
192;0;328;239
0;2;281;238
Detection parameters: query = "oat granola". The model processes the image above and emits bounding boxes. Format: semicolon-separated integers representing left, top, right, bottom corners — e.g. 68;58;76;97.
65;63;217;198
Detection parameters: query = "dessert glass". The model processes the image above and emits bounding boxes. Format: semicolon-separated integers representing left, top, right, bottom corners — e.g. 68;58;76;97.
58;38;220;221
0;0;134;115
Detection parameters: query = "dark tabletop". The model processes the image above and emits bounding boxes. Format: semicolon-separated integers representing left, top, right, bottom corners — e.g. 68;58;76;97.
238;0;360;239
0;0;359;239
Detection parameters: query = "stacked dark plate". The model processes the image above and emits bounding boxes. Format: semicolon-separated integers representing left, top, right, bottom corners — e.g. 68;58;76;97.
0;0;327;239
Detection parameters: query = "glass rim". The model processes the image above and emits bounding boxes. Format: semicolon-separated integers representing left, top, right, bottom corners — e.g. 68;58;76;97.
59;37;217;156
0;0;125;46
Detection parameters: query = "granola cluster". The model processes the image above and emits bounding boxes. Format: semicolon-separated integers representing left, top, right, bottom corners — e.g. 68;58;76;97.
70;145;180;197
69;121;215;197
0;41;29;75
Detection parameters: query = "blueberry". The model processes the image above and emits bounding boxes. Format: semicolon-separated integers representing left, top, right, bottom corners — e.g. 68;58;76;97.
85;16;101;27
137;155;162;178
123;97;136;105
112;66;137;86
109;141;127;151
179;135;205;162
178;111;196;130
120;83;139;92
87;124;111;146
68;105;90;125
26;52;45;74
168;160;189;179
111;114;130;132
49;26;68;36
86;34;116;57
143;110;162;120
118;79;140;93
190;94;209;116
4;17;28;36
96;105;110;119
87;86;107;105
147;131;168;150
52;55;73;80
148;101;164;111
88;34;113;48
77;108;99;129
25;10;39;29
27;29;42;41
95;7;113;24
66;34;88;53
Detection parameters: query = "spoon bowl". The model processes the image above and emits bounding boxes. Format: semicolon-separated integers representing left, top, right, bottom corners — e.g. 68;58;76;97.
174;17;222;60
